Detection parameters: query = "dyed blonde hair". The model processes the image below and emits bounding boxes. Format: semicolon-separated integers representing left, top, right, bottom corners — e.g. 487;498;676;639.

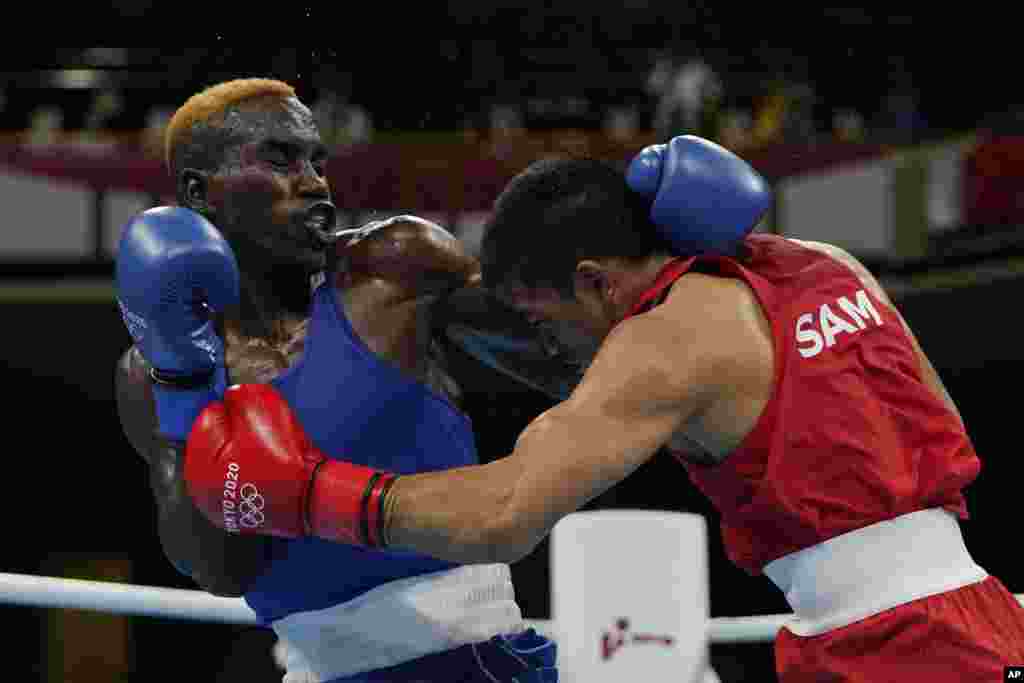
164;78;296;172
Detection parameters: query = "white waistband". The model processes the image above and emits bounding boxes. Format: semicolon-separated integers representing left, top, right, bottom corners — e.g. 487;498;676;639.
271;564;523;682
763;508;988;636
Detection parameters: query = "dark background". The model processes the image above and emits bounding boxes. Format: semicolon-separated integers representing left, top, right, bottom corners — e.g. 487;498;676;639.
3;32;1024;681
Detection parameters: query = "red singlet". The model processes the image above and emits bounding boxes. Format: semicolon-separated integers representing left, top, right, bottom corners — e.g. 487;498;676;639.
625;234;980;574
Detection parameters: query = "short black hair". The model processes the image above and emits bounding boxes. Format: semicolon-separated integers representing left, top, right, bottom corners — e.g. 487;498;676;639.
170;120;252;209
480;157;671;295
172;121;240;176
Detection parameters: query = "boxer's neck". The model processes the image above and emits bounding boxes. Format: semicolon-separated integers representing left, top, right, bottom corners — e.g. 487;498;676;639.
229;262;312;344
605;253;679;321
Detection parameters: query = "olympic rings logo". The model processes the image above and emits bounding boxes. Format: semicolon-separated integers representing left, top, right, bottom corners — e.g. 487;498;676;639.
222;463;265;533
238;483;265;528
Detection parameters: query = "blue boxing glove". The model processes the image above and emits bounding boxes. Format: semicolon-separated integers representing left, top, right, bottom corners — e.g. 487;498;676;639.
116;206;239;441
626;135;771;255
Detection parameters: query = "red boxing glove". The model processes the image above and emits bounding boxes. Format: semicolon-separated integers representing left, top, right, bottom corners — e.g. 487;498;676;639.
184;383;397;547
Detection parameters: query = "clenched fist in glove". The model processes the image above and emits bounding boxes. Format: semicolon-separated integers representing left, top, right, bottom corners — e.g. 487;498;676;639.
116;206;238;440
626;135;771;256
185;383;397;547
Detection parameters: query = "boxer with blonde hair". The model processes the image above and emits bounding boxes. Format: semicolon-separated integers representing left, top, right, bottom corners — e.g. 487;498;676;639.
116;78;560;682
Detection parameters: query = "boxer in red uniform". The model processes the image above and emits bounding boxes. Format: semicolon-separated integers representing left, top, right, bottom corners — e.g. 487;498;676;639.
184;145;1024;680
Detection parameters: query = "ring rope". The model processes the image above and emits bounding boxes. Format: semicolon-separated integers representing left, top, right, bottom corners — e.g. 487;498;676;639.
0;572;258;626
2;572;1018;643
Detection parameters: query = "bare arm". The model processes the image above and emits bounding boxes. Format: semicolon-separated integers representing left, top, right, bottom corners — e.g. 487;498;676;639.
114;346;158;465
795;239;964;426
338;215;481;301
334;215;483;387
115;348;274;596
384;306;724;564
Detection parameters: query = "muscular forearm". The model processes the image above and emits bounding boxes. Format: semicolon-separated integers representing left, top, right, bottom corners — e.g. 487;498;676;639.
381;399;669;564
383;414;617;564
383;455;542;565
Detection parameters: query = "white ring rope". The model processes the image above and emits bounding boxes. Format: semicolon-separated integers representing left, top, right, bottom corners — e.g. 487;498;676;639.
2;572;1020;643
0;572;258;626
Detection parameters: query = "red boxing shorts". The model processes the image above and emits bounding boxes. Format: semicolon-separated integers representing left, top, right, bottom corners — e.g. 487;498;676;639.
775;576;1024;682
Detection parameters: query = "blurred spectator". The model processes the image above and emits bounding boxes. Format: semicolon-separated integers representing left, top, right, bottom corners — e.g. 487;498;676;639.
833;108;866;143
645;51;676;103
0;87;10;133
142;106;174;160
752;79;818;146
718;107;755;151
561;95;592;128
486;104;529;160
80;47;129;66
26;106;64;147
874;87;925;146
603;105;640;142
752;84;786;145
76;89;124;146
872;56;925;145
649;52;723;139
489;104;526;137
313;90;373;147
780;82;817;143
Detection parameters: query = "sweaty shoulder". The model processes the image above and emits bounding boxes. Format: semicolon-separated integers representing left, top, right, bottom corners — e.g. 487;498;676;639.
115;346;157;463
337;215;481;298
610;268;775;457
787;238;892;306
629;271;773;400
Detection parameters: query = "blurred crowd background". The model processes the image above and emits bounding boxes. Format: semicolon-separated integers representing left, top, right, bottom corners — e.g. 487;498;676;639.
0;41;981;154
3;31;1024;682
0;43;932;148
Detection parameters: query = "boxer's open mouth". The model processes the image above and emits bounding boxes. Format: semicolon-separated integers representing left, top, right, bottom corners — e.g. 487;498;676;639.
303;201;339;246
